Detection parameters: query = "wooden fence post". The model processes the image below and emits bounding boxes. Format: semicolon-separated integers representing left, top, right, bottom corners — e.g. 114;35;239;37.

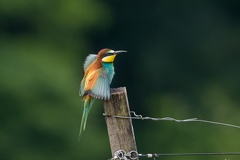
104;87;138;159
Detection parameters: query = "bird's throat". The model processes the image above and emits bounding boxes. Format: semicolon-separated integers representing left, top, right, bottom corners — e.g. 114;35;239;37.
102;55;116;63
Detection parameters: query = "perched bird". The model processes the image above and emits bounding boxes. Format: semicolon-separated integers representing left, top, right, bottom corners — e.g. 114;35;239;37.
79;48;126;139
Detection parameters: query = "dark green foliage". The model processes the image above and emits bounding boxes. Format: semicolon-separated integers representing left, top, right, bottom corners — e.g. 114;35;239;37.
0;0;240;160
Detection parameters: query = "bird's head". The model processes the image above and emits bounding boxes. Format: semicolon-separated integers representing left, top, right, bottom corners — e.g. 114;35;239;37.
98;48;127;63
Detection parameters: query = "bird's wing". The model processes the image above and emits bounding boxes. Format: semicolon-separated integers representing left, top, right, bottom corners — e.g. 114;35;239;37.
80;54;97;96
79;78;86;96
83;54;97;71
84;68;110;100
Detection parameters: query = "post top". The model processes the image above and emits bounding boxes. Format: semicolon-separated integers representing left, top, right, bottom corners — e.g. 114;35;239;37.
110;87;126;94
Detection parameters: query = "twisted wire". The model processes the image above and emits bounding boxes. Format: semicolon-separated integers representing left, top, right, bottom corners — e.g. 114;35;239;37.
104;111;240;129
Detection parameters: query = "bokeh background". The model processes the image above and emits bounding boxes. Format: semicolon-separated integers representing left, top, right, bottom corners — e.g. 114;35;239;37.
1;0;240;160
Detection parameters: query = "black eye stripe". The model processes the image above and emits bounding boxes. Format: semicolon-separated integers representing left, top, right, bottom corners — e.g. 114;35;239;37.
101;52;114;58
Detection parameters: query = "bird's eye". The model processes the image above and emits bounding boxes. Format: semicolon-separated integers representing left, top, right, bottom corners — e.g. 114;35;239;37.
107;52;114;55
104;53;109;57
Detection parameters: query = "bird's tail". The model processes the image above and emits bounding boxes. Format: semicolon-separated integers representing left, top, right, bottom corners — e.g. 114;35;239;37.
78;95;95;140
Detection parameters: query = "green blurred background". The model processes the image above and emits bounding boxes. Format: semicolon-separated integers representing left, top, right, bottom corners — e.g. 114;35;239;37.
1;0;240;160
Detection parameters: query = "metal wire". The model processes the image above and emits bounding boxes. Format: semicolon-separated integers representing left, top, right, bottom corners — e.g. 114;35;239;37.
139;152;240;157
109;150;240;160
103;111;240;129
105;112;240;159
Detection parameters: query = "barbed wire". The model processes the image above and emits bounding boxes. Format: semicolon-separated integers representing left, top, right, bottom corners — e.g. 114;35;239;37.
105;111;240;159
103;111;240;129
108;150;240;160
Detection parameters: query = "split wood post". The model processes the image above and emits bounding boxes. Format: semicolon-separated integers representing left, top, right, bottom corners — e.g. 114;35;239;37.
104;87;138;159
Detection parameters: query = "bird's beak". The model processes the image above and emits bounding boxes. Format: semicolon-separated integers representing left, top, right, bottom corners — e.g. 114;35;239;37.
114;50;127;54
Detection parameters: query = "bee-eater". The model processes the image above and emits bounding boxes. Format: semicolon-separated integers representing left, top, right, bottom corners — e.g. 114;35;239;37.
79;48;126;139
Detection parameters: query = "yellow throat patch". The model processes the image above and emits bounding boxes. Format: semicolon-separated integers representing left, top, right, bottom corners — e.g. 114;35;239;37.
102;54;116;63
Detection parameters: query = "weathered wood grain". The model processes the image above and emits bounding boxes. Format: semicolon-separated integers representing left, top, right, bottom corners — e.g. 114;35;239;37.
104;87;138;159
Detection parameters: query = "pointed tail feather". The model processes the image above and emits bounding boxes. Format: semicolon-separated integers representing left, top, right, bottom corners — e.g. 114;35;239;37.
78;95;95;140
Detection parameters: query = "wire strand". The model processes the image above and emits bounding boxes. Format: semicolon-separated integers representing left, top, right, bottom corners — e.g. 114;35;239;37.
109;150;240;160
139;152;240;157
103;111;240;129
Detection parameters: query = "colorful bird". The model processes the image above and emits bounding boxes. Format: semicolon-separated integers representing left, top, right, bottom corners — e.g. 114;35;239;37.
79;48;126;139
